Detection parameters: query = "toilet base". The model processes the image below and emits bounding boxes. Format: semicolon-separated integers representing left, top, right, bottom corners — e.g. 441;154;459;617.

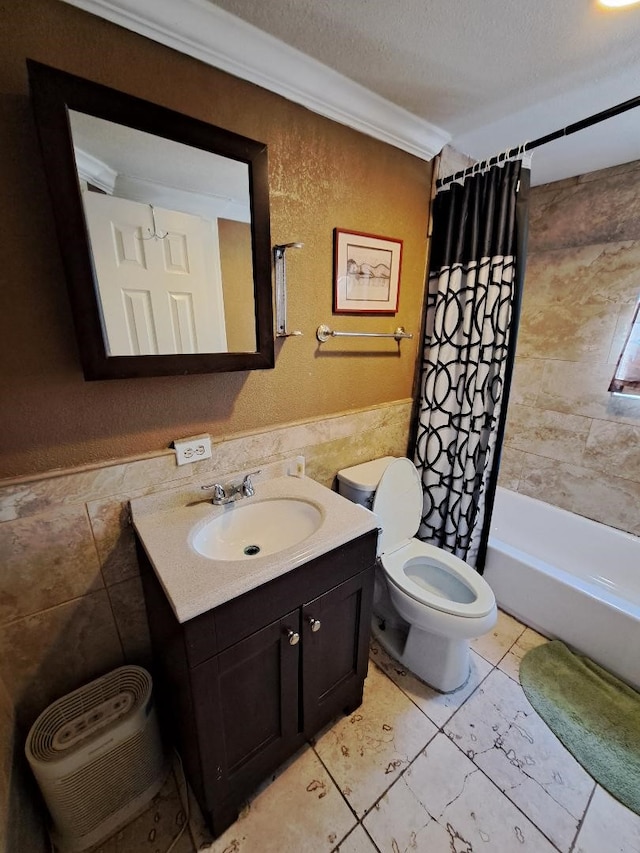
403;626;470;692
372;617;470;693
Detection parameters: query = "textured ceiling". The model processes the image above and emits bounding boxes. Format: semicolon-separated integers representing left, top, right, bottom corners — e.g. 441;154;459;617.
211;0;640;182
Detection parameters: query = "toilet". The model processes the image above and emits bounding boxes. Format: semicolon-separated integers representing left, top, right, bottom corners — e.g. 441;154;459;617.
337;456;497;692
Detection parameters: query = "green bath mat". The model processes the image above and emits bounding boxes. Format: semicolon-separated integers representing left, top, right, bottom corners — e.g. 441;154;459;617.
520;640;640;815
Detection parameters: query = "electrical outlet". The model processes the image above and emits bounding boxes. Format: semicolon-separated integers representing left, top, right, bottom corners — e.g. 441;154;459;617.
173;435;212;466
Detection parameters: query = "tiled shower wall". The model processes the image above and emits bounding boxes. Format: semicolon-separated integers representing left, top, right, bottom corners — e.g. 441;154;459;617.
499;159;640;535
0;399;411;849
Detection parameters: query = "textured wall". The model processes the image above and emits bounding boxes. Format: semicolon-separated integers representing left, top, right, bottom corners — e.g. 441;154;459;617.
0;0;431;479
499;159;640;535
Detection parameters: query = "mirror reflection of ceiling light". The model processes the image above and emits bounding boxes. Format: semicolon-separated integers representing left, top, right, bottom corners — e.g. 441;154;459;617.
599;0;640;7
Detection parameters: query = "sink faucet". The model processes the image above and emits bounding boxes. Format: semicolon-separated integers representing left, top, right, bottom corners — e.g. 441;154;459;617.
202;470;261;505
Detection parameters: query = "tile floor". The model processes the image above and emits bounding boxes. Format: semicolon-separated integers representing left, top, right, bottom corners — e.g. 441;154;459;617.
90;611;640;853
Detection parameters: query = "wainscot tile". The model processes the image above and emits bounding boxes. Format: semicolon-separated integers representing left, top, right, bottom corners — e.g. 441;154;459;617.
0;590;124;729
0;505;103;624
469;609;525;666
363;732;557;853
0;454;194;523
106;576;152;666
87;498;140;586
313;664;437;818
369;642;492;728
445;668;594;852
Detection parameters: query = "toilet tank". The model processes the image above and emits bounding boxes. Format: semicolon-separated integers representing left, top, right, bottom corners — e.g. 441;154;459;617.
337;456;397;507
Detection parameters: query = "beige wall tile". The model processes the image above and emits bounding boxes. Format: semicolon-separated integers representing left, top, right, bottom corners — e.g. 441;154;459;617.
304;423;410;490
0;506;103;625
87;498;140;586
509;358;544;406
106;576;152;667
517;454;581;514
518;455;640;535
537;360;640;425
569;471;640;537
518;300;618;363
496;446;525;491
577;159;640;185
524;242;640;308
510;164;640;536
528;167;640;252
0;454;194;523
583;420;640;484
504;404;591;466
0;591;124;729
0;675;14;852
608;302;639;364
0;754;47;853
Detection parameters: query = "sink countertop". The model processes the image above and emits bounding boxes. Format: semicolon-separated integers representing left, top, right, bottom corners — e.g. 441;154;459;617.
130;471;378;623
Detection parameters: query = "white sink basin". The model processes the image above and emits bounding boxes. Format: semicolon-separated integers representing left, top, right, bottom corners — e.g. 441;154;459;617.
191;498;324;561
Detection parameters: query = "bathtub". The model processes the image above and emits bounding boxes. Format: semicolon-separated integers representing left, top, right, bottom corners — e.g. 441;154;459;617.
484;487;640;692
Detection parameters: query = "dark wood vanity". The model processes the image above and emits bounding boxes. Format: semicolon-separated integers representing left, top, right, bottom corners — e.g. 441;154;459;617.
138;529;377;837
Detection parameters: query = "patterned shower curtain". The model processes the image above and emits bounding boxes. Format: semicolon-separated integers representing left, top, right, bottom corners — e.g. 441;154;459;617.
413;159;530;569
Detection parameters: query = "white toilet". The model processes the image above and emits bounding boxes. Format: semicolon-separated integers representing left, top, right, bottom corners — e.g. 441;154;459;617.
337;456;497;692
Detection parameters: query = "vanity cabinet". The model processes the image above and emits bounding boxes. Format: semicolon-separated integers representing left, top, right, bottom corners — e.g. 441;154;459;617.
139;529;377;838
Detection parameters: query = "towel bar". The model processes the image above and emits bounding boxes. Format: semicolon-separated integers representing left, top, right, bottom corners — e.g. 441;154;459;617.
316;324;413;343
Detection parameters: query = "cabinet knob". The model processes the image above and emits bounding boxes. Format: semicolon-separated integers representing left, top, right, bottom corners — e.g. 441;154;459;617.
308;617;321;633
285;628;300;646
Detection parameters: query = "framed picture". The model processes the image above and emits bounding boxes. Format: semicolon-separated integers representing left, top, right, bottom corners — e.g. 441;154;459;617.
333;229;403;314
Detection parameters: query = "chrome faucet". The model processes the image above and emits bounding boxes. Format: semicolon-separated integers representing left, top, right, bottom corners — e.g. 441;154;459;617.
202;470;261;505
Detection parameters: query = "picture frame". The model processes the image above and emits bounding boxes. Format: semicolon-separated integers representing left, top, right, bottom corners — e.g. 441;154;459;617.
333;229;403;314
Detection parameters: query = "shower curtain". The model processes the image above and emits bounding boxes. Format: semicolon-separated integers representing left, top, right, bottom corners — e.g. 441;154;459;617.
413;159;530;569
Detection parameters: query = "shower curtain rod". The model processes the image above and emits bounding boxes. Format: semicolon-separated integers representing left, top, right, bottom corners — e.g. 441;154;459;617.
436;93;640;188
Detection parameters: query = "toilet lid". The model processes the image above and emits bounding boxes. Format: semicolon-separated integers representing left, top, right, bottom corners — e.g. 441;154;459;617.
372;457;422;555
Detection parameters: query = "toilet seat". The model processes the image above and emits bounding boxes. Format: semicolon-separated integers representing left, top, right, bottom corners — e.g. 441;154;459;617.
372;458;494;619
381;540;496;618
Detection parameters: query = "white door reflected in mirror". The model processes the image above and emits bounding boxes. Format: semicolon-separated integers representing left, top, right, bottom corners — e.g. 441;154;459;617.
69;110;258;355
82;192;228;355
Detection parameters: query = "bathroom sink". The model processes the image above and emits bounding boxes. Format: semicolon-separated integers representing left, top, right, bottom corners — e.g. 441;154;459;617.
191;498;324;561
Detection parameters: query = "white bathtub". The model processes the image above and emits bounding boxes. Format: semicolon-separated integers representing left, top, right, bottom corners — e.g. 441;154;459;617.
484;487;640;691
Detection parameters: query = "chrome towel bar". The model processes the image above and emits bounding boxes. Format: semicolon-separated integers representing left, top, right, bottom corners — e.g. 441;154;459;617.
316;324;413;343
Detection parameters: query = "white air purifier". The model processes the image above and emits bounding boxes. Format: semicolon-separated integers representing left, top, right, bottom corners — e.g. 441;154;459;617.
25;665;168;852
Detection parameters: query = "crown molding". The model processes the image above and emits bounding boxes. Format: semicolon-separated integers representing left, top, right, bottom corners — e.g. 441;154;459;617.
60;0;450;161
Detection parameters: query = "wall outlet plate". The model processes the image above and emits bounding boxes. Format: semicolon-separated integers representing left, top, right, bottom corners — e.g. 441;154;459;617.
173;435;212;466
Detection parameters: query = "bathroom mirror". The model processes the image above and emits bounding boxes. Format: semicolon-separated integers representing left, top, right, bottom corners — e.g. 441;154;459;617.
27;60;274;380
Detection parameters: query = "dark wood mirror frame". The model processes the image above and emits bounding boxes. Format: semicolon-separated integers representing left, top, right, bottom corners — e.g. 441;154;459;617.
27;60;275;380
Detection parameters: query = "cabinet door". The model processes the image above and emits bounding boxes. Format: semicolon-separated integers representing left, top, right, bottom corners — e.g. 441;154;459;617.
302;568;374;735
191;609;302;816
